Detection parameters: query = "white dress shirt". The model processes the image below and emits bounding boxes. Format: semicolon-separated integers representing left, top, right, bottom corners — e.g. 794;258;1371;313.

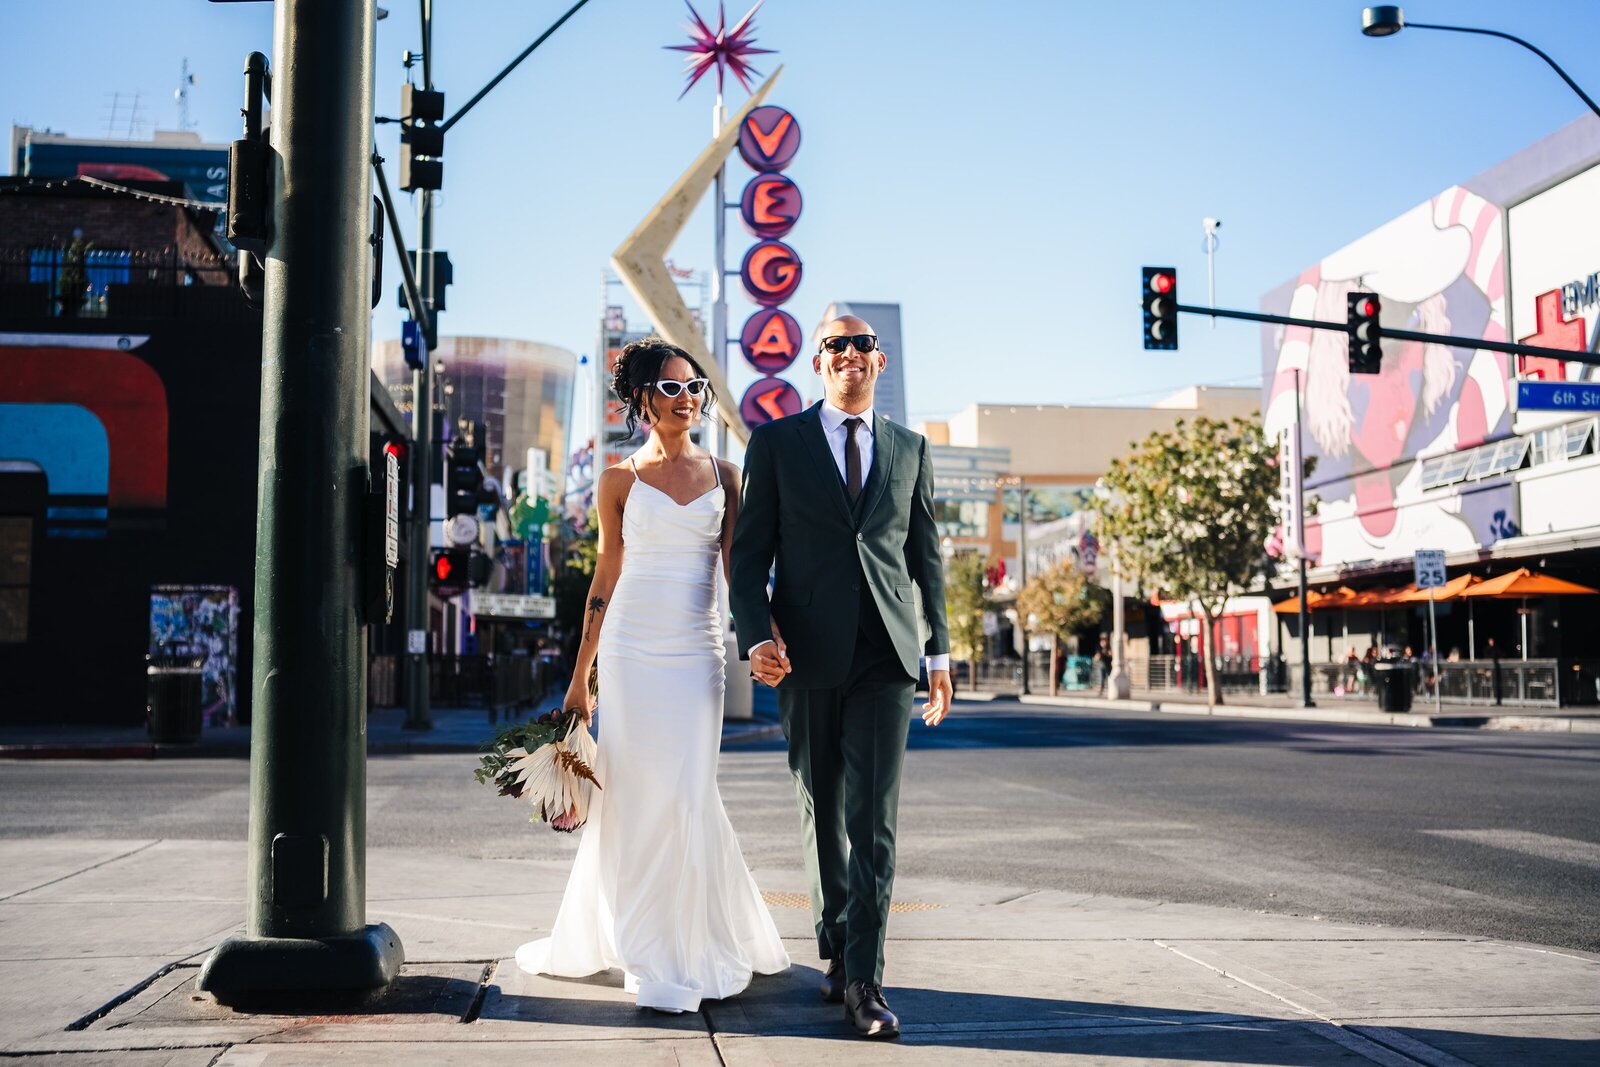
749;400;950;673
818;398;876;488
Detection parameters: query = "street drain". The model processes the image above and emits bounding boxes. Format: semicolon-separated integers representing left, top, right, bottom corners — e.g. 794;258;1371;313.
761;891;941;913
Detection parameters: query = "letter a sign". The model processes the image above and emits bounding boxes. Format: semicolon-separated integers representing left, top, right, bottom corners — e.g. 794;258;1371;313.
739;308;802;374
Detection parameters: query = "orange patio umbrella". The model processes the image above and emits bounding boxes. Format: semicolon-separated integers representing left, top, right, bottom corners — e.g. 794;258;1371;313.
1457;568;1599;599
1458;568;1598;661
1391;574;1482;602
1272;590;1326;614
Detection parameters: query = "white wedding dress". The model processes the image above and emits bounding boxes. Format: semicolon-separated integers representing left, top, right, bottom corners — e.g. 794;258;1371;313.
515;459;789;1012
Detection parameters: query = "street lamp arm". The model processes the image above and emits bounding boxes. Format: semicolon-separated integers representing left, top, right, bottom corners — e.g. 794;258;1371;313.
1406;20;1600;120
440;0;594;133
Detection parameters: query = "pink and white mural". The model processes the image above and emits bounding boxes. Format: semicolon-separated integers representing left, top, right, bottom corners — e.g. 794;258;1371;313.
1263;116;1600;572
1262;185;1516;568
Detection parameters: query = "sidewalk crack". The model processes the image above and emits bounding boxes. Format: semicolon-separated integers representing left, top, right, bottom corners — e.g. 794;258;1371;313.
0;839;163;902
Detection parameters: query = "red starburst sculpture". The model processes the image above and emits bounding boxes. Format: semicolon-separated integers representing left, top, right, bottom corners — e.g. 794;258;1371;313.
666;0;775;100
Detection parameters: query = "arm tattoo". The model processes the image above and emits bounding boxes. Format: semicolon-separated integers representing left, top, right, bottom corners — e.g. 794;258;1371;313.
582;595;607;646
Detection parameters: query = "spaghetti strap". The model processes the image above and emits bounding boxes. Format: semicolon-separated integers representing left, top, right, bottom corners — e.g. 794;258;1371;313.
627;456;640;480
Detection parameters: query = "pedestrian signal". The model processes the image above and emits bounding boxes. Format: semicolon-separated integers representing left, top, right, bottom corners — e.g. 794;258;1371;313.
431;547;470;591
1142;268;1178;350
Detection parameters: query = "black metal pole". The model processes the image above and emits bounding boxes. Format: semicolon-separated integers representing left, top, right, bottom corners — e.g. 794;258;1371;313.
1403;21;1600;121
199;0;402;1002
440;0;593;133
404;0;437;732
1174;302;1599;367
1018;479;1031;696
1294;369;1314;709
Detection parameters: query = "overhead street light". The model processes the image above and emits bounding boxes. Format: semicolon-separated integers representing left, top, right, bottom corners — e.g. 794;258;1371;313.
1360;6;1600;121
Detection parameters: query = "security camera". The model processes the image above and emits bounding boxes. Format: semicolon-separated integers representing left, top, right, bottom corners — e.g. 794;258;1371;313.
1203;217;1222;232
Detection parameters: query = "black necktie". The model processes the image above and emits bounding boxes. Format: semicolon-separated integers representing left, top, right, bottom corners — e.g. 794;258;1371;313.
843;417;863;502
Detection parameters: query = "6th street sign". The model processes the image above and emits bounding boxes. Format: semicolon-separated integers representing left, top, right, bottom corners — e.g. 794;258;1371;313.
1517;380;1600;411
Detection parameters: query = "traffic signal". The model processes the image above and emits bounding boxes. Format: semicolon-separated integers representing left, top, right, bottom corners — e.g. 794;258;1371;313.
396;251;453;313
399;85;445;192
1347;292;1382;374
430;547;470;591
1142;267;1178;350
445;440;482;517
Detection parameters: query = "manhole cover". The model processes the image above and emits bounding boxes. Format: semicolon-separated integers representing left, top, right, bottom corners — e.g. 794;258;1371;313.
762;890;941;913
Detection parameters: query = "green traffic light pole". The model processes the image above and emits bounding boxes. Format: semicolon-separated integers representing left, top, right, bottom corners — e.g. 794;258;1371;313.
198;0;403;1002
1170;302;1600;367
397;0;593;733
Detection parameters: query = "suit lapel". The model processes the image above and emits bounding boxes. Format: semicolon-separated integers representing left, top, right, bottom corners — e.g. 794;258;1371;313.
858;412;896;527
796;402;854;527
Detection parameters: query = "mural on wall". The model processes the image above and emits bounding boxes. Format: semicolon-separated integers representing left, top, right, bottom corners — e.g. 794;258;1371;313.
1261;186;1516;568
0;336;169;538
148;584;238;726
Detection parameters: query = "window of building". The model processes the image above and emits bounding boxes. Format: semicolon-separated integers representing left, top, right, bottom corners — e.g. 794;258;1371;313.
1565;419;1596;460
934;499;988;540
29;246;131;315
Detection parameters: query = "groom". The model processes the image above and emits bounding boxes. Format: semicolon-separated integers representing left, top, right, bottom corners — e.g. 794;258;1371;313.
730;314;952;1040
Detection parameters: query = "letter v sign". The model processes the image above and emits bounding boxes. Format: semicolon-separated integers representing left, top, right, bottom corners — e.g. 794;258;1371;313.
611;67;785;447
746;111;792;160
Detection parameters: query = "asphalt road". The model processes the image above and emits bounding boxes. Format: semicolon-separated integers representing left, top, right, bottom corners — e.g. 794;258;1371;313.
3;699;1597;952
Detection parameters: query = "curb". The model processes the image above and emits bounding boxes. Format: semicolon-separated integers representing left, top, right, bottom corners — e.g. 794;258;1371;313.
0;722;791;760
1018;694;1600;732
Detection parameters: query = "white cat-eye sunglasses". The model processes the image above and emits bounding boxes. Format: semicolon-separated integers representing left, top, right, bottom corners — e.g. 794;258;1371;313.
654;378;709;399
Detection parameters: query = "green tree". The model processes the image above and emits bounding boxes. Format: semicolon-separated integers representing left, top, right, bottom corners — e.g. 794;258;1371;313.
1016;560;1109;693
1097;416;1279;706
56;236;91;318
944;551;988;663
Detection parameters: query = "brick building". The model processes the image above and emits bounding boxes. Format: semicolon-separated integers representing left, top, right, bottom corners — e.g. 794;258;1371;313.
0;177;411;728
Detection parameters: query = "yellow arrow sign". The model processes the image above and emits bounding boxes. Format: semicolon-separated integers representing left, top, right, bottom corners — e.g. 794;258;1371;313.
611;67;784;447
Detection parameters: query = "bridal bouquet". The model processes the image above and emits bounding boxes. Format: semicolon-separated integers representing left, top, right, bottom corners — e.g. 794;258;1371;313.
475;708;601;832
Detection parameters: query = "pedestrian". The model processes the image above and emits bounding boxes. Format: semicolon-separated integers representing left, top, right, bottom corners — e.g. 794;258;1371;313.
1093;634;1113;693
516;337;789;1013
731;313;953;1039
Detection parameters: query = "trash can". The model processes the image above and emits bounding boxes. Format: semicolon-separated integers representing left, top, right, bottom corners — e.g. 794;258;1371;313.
147;653;205;742
1372;660;1413;712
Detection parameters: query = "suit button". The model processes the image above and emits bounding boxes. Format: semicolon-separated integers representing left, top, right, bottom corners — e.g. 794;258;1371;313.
856;532;864;541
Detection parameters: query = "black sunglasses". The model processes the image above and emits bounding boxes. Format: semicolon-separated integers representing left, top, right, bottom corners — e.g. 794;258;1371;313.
820;334;878;355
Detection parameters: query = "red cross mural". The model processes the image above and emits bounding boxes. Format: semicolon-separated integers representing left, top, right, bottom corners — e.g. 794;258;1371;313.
1518;289;1586;381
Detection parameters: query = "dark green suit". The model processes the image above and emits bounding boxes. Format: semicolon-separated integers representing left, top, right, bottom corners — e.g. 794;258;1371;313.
730;402;949;986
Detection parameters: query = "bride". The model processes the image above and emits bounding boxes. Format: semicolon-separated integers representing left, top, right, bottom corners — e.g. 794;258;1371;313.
515;337;790;1012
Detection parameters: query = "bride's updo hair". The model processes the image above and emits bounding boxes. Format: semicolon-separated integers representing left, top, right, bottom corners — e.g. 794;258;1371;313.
611;336;717;435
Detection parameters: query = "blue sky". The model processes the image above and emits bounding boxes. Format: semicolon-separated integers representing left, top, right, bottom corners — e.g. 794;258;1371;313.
6;0;1600;431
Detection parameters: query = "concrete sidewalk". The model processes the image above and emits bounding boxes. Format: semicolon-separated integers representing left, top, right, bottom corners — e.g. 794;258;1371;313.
0;699;785;760
1018;689;1600;734
0;837;1595;1065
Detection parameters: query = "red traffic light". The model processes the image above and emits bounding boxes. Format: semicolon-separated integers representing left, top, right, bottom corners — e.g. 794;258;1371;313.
1150;272;1174;294
1353;297;1377;319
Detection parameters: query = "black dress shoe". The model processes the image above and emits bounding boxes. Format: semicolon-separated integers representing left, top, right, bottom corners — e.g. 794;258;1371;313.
819;959;845;1003
844;980;899;1039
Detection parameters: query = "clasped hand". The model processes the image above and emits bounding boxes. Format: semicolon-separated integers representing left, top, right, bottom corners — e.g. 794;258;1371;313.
750;621;791;687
